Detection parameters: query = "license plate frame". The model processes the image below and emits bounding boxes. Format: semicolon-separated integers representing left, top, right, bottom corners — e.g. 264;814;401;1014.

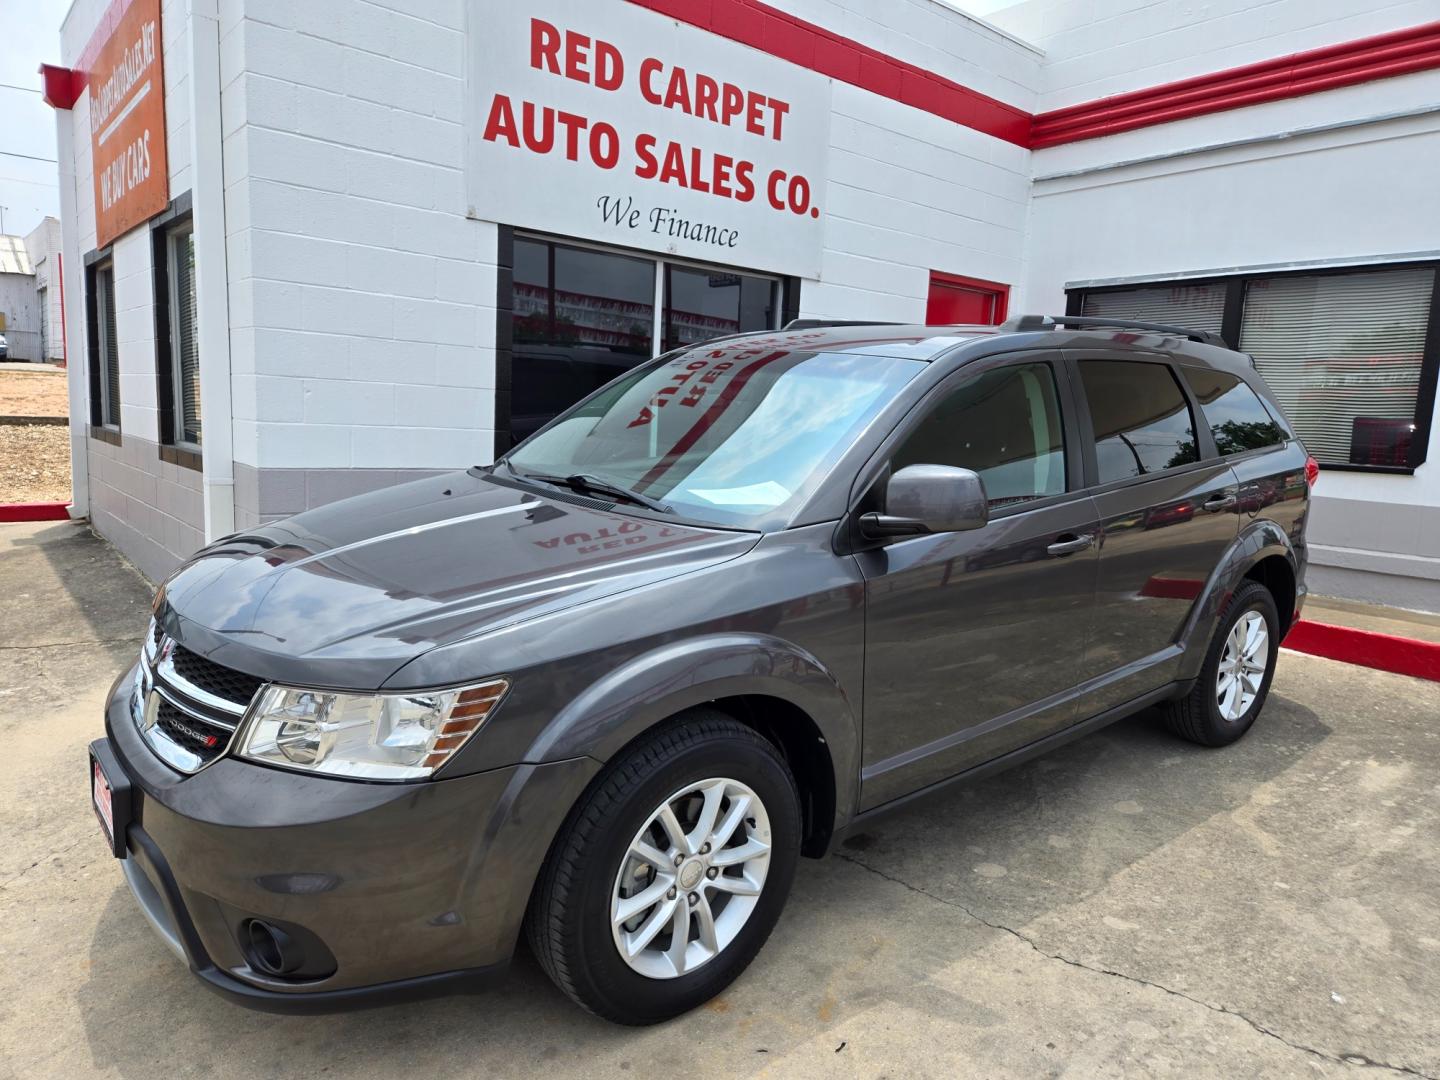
89;740;133;858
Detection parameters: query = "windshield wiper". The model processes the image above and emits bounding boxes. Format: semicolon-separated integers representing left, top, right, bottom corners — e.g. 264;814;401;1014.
512;469;673;514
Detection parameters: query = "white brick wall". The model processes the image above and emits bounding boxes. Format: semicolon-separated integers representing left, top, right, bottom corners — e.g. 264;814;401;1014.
223;0;496;472
805;81;1032;320
780;0;1043;107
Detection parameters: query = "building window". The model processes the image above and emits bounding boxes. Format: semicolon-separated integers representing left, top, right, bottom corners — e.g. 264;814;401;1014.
158;223;201;449
1080;282;1226;339
506;235;784;447
926;271;1009;325
87;260;120;431
1069;263;1440;473
663;265;778;352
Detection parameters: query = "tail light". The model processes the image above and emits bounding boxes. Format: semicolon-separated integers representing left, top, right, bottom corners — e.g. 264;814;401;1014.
1304;455;1320;489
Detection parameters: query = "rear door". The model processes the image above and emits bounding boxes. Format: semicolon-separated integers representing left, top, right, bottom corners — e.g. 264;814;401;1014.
1067;352;1241;715
856;351;1102;809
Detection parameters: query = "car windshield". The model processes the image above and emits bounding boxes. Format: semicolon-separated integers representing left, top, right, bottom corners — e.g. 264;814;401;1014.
502;343;926;529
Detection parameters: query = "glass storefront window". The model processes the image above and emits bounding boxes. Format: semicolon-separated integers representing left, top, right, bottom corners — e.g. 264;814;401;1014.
509;236;782;447
663;265;775;352
511;238;656;445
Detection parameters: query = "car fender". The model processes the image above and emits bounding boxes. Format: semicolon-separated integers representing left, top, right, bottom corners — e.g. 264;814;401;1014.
526;632;860;829
1176;518;1299;682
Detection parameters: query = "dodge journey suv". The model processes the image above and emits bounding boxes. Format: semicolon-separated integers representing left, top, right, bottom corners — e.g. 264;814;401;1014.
90;314;1311;1024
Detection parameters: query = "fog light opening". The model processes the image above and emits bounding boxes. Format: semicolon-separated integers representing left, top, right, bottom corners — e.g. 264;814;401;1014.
243;918;304;976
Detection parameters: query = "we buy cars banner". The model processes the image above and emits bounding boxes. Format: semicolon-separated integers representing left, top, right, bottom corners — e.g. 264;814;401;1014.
467;0;833;278
83;0;169;249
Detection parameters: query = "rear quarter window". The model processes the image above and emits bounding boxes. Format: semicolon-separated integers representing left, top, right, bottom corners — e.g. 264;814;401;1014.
1182;369;1288;455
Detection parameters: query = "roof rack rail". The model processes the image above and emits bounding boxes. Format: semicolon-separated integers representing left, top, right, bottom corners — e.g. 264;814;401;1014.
1003;314;1228;348
783;318;902;330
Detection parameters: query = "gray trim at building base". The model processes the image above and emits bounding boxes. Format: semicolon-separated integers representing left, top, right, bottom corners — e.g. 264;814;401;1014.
234;465;452;528
86;431;205;583
1305;565;1440;617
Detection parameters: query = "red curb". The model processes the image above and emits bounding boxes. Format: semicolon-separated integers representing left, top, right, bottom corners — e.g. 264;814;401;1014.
1284;619;1440;682
0;503;71;523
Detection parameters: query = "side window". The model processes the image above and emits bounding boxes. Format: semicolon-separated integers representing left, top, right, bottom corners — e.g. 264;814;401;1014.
90;262;120;429
1181;369;1286;455
893;362;1065;508
1079;360;1199;484
166;225;202;446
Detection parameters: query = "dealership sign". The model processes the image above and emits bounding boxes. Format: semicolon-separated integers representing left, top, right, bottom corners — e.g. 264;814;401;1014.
467;0;833;278
83;0;169;249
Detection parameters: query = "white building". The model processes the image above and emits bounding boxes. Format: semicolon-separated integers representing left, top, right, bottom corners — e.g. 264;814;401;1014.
42;0;1440;610
0;236;38;361
23;216;67;364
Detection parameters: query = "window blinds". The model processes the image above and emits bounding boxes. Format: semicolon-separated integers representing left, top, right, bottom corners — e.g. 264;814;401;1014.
173;231;202;444
1080;282;1227;337
99;268;120;426
1239;268;1434;466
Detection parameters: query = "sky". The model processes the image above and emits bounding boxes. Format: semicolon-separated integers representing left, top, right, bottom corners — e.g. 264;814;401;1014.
0;0;75;239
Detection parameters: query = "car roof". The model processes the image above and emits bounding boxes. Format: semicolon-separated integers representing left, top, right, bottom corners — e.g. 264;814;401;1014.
701;319;1246;366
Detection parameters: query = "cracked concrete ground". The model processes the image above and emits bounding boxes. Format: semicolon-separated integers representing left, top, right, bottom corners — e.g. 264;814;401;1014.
1;518;1437;1079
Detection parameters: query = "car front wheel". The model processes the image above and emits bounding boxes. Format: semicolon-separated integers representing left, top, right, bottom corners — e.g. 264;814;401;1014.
525;710;801;1024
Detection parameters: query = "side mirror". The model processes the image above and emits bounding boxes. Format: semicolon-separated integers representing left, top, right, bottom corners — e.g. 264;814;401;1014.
860;465;989;539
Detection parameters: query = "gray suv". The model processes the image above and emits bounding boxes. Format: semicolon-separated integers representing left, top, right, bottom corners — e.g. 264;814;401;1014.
89;315;1312;1023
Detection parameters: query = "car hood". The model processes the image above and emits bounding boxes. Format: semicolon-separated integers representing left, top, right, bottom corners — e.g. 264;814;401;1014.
159;470;759;685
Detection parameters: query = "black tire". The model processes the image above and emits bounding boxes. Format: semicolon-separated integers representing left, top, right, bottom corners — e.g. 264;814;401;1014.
525;709;801;1024
1164;580;1280;747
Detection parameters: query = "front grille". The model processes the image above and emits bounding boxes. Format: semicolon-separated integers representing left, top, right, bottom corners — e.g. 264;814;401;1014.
169;644;265;709
154;697;231;766
136;617;270;774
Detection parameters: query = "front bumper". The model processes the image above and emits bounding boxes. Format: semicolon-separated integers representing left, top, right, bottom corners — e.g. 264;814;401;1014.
98;667;599;1011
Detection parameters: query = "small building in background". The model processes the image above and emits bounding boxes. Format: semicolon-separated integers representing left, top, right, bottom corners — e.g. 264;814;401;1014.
23;217;66;365
0;235;38;362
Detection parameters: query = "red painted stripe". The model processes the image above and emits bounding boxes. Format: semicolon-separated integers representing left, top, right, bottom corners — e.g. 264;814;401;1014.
1283;619;1440;683
0;503;71;523
1032;20;1440;147
624;0;1033;146
624;2;1439;149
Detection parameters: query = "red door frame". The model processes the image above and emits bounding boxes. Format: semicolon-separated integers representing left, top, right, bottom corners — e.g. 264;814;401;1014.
926;271;1011;325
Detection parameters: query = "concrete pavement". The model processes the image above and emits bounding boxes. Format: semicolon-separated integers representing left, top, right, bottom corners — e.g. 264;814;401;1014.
1;519;1437;1079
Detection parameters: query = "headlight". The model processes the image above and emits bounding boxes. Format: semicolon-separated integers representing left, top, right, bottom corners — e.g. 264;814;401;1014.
236;678;509;781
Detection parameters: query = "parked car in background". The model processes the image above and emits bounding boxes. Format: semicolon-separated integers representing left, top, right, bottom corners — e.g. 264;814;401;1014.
89;315;1312;1023
0;333;9;359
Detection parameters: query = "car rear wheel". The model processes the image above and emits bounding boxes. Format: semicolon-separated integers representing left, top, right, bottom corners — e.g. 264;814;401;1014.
1164;580;1279;747
525;709;801;1024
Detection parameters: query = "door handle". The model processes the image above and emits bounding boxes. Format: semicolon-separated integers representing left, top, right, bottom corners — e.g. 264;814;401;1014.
1046;533;1094;557
1203;493;1238;513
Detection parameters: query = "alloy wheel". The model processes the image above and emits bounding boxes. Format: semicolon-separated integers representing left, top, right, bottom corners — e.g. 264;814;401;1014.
1217;610;1268;721
610;777;772;979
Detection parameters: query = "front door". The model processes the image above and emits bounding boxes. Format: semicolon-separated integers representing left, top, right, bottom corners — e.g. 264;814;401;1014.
856;354;1100;810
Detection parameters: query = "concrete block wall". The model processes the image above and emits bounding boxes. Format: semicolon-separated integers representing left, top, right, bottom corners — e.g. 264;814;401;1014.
775;0;1041;320
222;0;497;520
